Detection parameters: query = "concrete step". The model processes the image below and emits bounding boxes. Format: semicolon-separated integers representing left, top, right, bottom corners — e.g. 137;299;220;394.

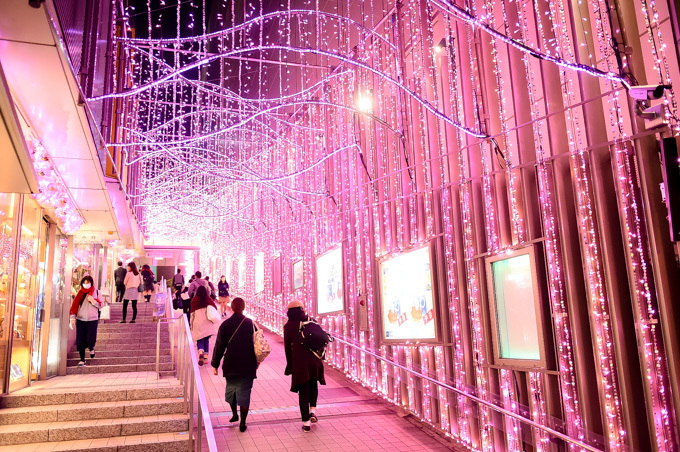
66;362;174;375
68;348;171;359
0;397;184;424
0;383;184;408
97;323;168;331
0;413;188;446
91;342;171;351
96;331;170;340
0;431;192;451
66;355;172;366
91;341;168;349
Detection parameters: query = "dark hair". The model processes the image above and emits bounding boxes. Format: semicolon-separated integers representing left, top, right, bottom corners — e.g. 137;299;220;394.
205;276;209;281
231;297;245;314
195;271;202;278
220;275;226;280
177;269;181;273
127;262;139;276
287;306;306;321
194;285;210;305
142;264;150;270
117;261;123;266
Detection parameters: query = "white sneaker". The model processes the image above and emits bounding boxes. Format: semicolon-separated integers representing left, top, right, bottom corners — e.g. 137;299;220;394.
78;361;86;367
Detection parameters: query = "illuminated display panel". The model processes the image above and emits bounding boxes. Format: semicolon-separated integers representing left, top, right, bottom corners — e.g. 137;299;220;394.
292;259;304;291
486;247;547;367
315;247;344;315
379;245;438;342
255;252;265;294
272;256;282;294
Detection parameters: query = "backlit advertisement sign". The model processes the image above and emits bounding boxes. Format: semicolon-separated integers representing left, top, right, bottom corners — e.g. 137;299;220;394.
380;245;437;341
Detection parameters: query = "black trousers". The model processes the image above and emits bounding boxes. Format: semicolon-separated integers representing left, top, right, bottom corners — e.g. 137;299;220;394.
115;283;125;303
76;319;98;361
297;379;319;422
123;299;137;321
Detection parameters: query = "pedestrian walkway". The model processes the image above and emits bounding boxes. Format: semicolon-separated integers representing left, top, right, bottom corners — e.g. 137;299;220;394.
198;325;462;451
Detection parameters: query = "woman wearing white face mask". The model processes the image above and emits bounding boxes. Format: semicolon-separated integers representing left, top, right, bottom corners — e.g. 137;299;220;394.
69;275;104;366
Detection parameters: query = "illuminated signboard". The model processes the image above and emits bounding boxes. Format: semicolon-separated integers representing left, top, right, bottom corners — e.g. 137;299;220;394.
315;247;344;314
255;252;265;294
292;259;304;291
379;245;438;341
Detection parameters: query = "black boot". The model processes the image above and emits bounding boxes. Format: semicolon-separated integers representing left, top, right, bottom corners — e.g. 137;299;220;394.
229;401;238;423
239;406;249;432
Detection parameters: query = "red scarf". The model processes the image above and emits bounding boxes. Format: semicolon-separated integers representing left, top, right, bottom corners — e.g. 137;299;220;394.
69;286;96;316
190;293;217;313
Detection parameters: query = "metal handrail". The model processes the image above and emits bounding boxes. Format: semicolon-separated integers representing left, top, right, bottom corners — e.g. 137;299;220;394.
248;300;604;452
157;287;218;452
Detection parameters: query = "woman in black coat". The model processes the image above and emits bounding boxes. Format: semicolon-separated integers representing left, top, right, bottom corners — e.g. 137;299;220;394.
211;297;258;432
284;300;325;432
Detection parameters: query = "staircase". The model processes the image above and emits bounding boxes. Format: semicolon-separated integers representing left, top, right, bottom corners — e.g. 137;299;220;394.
0;300;193;451
0;378;191;451
66;302;174;376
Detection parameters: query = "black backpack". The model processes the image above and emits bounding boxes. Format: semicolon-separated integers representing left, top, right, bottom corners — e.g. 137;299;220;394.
299;320;333;359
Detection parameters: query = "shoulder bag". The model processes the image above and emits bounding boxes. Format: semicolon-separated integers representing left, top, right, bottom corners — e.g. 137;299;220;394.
253;322;271;364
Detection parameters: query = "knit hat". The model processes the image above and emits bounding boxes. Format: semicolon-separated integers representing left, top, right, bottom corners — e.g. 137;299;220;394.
287;300;304;310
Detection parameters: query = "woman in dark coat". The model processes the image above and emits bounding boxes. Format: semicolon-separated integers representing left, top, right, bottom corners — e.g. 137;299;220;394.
211;297;258;432
140;264;155;303
284;300;325;432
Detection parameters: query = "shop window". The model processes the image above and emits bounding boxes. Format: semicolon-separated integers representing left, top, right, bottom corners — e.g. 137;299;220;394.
9;197;43;392
0;193;19;392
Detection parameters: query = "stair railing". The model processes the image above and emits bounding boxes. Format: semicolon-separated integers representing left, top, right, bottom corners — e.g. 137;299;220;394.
158;286;218;452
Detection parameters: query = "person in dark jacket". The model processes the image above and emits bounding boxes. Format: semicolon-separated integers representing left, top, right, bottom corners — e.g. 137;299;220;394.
211;297;258;432
114;261;127;303
205;276;216;300
217;276;230;317
140;264;155;303
284;300;325;432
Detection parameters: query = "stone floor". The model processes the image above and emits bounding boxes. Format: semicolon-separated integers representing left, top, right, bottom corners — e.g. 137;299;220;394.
196;321;464;451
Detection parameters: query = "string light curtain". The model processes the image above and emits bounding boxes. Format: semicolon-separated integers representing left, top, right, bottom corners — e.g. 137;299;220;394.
93;0;680;450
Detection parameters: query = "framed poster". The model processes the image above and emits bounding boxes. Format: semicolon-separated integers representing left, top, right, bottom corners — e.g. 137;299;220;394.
272;256;282;294
255;252;265;294
238;254;246;289
292;259;304;291
485;246;547;368
315;247;344;315
379;244;439;342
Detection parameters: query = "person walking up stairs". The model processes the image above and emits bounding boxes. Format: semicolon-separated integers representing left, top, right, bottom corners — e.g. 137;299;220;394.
66;302;173;375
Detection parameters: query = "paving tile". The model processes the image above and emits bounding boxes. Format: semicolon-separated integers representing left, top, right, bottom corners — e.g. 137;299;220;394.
198;326;465;452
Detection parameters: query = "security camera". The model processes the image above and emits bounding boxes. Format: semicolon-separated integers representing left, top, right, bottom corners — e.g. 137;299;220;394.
628;84;672;101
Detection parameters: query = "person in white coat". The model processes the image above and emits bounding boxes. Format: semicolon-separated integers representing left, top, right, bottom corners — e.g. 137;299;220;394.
190;285;218;366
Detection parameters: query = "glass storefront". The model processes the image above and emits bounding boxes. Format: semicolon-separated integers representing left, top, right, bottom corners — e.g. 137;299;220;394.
0;195;110;391
9;197;44;392
0;193;19;393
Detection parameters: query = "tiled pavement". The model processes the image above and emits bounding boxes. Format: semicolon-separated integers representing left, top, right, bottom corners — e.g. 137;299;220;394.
197;319;464;451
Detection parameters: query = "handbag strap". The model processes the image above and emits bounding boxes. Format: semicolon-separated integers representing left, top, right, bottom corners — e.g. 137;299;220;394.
228;317;246;345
